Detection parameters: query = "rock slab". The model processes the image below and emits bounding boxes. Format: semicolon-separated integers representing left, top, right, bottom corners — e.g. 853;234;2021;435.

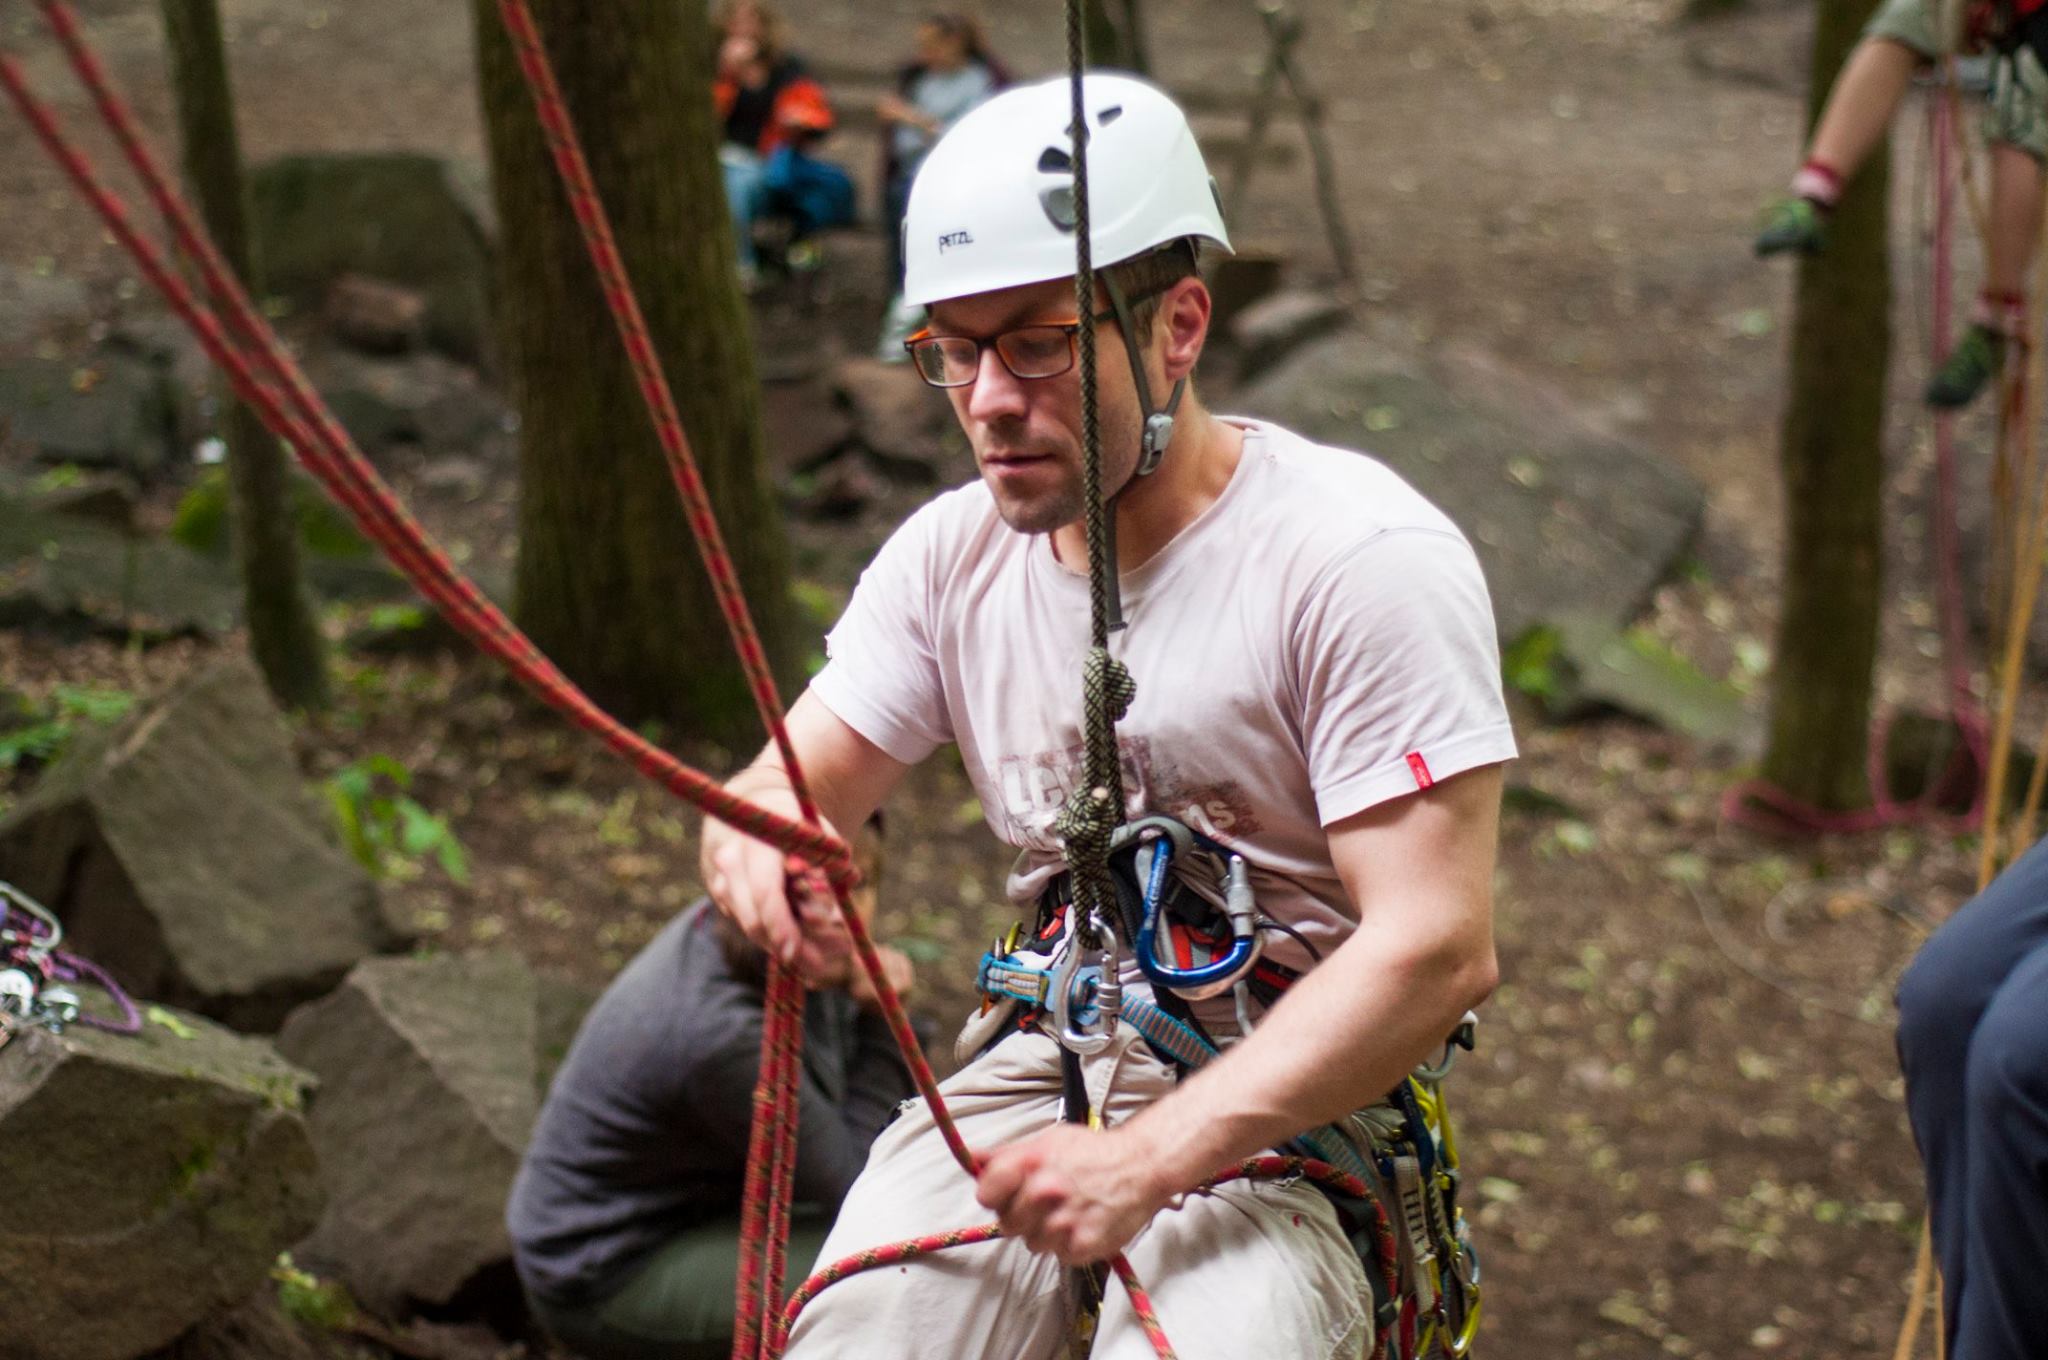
0;1006;323;1360
250;154;494;363
0;656;403;1032
0;351;182;477
0;491;238;637
1234;331;1705;643
276;952;546;1317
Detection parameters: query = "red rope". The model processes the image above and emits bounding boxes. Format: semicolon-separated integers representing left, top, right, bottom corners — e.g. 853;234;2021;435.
777;1157;1393;1354
1724;83;1989;838
10;3;856;886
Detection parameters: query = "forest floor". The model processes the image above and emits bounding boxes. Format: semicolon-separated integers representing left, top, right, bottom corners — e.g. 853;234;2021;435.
0;0;2032;1357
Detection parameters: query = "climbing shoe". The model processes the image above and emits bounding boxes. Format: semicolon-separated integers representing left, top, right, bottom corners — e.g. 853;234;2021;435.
1926;324;2006;409
1753;197;1827;257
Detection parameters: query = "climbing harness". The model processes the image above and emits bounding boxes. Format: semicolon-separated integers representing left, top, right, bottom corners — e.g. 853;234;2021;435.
972;817;1485;1359
0;878;141;1037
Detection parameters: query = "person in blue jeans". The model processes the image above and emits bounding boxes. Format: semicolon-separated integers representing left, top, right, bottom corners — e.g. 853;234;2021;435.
1896;836;2048;1360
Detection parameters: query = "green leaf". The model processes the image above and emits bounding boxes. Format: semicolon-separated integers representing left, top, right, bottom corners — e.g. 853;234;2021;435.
146;1005;197;1040
395;799;446;857
434;834;471;885
0;721;70;770
1501;625;1565;702
52;684;135;724
169;468;231;555
364;753;412;788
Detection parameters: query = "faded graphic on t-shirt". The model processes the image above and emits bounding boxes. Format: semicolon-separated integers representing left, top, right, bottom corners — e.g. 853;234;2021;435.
992;734;1267;852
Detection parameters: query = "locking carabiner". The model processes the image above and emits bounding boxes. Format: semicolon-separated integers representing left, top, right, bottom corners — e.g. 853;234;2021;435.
1048;912;1121;1055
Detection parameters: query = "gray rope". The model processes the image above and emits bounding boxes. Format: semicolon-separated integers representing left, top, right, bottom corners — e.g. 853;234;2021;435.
1057;0;1135;949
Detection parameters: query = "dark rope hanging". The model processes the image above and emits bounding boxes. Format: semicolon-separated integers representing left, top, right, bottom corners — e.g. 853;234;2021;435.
1052;0;1139;973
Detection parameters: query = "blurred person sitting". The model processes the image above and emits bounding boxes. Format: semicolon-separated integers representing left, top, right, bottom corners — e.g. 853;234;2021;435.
1753;0;2048;410
509;818;915;1360
1895;836;2048;1360
713;1;854;287
874;13;1004;356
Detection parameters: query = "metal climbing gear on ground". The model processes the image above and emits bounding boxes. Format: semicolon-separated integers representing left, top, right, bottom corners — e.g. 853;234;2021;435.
0;878;138;1038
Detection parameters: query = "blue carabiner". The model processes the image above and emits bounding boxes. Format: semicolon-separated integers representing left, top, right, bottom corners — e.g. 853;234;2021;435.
1135;838;1261;1000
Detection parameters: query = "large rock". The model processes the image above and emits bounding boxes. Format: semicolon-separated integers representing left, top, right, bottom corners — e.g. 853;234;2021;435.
0;263;93;348
0;657;405;1032
303;348;510;457
0;1004;323;1360
1229;289;1350;382
1234;331;1705;642
1520;610;1757;753
250;154;494;363
0;492;239;637
276;953;550;1318
0;351;182;477
829;356;959;479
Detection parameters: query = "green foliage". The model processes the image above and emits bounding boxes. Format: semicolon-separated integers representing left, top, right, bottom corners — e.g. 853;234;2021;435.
0;684;137;772
170;466;371;559
31;463;85;494
324;753;470;884
272;1253;356;1331
1501;625;1565;703
146;1005;198;1040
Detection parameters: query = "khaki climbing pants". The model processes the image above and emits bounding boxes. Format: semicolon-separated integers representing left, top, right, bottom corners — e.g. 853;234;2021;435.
784;1022;1374;1360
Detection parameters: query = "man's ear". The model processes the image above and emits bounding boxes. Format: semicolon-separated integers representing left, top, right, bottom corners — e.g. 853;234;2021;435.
1158;278;1211;383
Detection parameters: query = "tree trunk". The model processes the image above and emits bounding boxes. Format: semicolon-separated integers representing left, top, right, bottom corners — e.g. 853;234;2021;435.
1081;0;1152;74
1760;0;1889;810
160;0;328;711
471;0;796;747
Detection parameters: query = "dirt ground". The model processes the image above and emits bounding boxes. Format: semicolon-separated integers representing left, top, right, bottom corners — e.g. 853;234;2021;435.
0;0;2024;1356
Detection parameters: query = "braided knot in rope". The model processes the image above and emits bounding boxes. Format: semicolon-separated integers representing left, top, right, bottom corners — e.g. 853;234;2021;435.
1054;646;1136;888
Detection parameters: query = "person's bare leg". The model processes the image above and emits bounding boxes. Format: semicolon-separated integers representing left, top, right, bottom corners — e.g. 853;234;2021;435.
1760;36;1925;255
1930;143;2046;407
1984;142;2046;299
1804;36;1924;187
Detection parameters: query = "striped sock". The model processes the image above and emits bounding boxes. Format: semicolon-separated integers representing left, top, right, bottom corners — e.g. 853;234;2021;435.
1971;289;2027;338
1790;159;1844;209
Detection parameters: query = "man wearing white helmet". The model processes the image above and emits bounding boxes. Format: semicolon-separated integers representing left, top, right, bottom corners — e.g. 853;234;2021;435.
700;73;1514;1358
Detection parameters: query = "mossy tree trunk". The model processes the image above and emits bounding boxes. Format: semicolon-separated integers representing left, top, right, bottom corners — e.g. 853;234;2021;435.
1760;0;1889;810
160;0;328;711
471;0;795;748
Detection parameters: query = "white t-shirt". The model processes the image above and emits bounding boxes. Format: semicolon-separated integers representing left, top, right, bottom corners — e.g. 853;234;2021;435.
812;419;1517;976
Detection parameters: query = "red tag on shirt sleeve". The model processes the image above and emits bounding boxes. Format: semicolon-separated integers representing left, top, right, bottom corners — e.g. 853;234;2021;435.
1406;752;1435;790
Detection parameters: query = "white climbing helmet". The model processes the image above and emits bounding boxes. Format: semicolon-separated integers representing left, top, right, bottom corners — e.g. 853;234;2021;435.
901;72;1232;308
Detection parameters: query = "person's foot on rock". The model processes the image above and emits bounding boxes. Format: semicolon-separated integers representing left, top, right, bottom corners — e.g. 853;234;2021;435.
1754;196;1827;257
1926;323;2006;409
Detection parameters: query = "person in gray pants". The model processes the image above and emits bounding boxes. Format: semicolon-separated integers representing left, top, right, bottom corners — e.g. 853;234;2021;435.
1896;836;2048;1360
508;823;916;1360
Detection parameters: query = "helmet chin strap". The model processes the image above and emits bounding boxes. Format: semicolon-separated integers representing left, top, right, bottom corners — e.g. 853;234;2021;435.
1095;270;1187;631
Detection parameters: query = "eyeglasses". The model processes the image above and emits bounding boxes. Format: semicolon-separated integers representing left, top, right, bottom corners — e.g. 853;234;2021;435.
904;307;1119;389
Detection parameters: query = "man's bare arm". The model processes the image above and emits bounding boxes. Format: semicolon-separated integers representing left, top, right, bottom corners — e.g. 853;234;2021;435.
701;690;912;967
976;763;1503;1263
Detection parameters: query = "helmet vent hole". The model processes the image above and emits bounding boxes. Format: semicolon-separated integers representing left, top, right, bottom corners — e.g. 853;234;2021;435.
1098;104;1124;125
1039;185;1078;232
1038;146;1073;173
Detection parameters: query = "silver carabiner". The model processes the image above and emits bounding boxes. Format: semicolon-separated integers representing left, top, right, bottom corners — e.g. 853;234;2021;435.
0;878;62;955
1049;912;1121;1055
1414;1010;1480;1084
